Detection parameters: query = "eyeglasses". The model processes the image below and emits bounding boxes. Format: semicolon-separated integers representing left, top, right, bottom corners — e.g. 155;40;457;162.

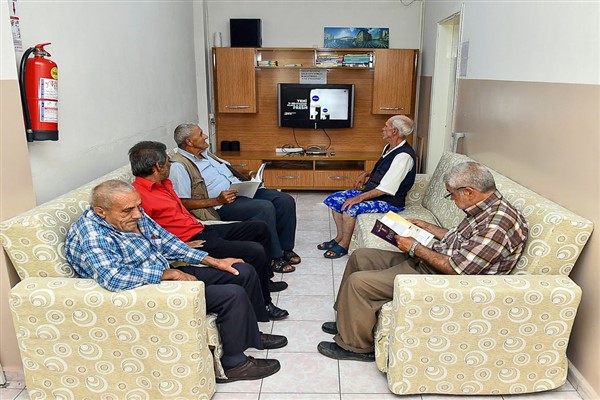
444;187;466;199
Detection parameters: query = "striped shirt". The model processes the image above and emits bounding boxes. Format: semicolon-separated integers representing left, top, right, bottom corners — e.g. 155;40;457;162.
65;208;208;291
432;190;528;275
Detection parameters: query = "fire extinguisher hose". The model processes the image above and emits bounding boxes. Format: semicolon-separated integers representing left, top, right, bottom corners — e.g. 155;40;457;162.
19;46;35;141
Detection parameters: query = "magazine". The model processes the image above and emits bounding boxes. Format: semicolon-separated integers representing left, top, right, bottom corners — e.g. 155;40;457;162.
229;162;266;198
371;211;435;248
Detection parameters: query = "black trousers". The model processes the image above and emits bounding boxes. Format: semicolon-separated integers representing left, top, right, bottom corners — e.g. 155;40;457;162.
176;263;265;356
191;220;273;305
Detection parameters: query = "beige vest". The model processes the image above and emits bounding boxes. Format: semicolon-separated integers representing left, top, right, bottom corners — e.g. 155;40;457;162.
170;152;221;221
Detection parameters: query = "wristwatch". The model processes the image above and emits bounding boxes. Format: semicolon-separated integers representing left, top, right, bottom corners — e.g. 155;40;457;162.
408;241;419;257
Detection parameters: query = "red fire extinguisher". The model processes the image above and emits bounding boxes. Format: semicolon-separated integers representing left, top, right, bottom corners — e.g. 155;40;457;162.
19;43;59;142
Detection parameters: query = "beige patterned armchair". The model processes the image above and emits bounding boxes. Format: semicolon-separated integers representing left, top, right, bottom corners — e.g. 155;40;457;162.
1;165;223;399
350;152;592;395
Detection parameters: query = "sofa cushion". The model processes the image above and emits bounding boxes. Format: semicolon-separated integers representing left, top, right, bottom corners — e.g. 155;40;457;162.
421;152;469;229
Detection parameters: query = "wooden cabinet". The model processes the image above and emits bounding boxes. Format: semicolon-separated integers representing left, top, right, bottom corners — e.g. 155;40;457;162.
216;151;381;191
372;49;418;115
214;48;257;113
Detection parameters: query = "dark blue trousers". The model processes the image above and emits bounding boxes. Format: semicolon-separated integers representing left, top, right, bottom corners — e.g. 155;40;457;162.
217;188;297;259
176;263;264;356
191;220;273;306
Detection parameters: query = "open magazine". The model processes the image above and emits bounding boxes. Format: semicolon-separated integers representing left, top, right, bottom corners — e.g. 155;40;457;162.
229;162;267;198
371;211;435;248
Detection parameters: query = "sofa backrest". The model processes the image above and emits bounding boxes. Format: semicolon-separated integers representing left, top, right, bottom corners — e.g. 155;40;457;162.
0;165;133;280
422;152;593;276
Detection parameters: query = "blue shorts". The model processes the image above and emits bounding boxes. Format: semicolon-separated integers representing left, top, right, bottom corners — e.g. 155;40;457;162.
323;189;403;218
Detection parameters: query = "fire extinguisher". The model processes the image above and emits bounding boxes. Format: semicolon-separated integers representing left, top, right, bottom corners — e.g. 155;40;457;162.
19;43;59;142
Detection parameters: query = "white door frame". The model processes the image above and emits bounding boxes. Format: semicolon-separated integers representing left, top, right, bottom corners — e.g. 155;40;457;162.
425;11;462;173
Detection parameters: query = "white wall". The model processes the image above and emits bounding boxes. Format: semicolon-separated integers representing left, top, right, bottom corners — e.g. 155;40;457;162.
206;0;422;49
423;1;600;84
15;1;200;203
1;1;17;80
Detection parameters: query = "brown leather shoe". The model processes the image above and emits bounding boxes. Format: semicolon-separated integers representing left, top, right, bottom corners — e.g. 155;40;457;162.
216;356;281;383
261;333;288;349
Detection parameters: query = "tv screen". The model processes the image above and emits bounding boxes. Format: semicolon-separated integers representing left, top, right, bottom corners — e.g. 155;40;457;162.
278;83;355;129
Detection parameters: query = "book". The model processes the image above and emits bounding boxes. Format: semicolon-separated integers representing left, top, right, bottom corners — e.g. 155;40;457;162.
229;162;266;198
371;211;435;248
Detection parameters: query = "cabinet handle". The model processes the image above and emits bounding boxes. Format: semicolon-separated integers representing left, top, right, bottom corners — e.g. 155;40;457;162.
328;175;352;180
276;175;300;179
231;163;248;167
379;107;404;110
225;105;250;109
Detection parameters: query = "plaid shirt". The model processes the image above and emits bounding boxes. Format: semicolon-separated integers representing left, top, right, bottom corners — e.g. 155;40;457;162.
432;190;528;275
65;208;208;291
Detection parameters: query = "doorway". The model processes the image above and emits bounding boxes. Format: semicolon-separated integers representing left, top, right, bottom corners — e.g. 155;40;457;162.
425;13;461;173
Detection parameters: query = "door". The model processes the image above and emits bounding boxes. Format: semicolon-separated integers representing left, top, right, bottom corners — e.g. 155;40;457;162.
425;13;461;173
214;48;257;113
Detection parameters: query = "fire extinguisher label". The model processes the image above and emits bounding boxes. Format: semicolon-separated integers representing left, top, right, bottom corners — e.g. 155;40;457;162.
39;78;58;100
40;100;58;123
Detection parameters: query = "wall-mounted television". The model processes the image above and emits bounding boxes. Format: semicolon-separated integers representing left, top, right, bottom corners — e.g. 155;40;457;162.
278;83;355;129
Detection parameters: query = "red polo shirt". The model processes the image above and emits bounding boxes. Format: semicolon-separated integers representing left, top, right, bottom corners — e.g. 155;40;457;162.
132;176;205;242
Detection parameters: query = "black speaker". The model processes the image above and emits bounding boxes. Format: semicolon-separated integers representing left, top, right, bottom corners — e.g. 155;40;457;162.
230;18;262;48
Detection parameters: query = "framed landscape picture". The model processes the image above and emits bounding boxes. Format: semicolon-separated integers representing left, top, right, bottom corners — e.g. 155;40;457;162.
324;27;389;48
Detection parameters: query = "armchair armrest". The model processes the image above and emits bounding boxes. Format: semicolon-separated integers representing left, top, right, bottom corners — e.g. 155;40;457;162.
379;274;581;395
9;277;216;399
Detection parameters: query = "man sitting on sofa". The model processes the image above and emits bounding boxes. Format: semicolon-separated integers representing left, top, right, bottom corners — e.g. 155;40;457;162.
129;140;289;321
317;161;529;361
168;123;300;274
65;179;286;383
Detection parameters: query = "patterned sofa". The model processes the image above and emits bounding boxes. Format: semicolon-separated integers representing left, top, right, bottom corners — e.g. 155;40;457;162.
350;151;593;395
0;165;226;400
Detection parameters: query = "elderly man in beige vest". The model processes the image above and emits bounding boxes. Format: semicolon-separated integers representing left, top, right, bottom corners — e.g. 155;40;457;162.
169;123;300;275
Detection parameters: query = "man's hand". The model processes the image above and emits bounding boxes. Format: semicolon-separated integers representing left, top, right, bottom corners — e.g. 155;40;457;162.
161;269;197;281
186;239;206;248
201;255;241;275
394;235;416;253
353;171;369;190
217;189;238;205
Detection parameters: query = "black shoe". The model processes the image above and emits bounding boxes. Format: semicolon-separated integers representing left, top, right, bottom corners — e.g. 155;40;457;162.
317;341;375;362
260;332;288;349
269;280;288;292
266;302;289;321
322;321;338;335
216;356;281;383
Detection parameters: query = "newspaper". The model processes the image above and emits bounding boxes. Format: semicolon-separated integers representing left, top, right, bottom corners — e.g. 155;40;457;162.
230;162;266;198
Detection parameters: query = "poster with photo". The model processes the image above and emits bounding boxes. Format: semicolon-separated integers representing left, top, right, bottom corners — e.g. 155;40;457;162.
324;27;389;48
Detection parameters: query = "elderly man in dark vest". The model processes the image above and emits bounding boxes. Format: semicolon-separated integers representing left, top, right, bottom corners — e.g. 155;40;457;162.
169;123;300;274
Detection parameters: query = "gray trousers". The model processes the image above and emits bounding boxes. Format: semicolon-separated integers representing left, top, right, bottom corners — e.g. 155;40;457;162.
333;248;433;353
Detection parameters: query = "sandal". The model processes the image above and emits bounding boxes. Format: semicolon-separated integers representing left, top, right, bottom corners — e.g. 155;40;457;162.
283;250;301;265
324;244;348;259
317;239;338;250
272;257;296;273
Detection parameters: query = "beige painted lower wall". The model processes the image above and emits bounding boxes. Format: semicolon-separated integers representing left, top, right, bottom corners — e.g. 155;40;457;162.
0;79;35;373
454;78;600;397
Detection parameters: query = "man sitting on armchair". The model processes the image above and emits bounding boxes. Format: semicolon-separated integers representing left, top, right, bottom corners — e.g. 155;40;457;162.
317;161;529;361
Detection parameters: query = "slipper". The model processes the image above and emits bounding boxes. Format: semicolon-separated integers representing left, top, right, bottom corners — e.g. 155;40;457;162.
283;250;301;265
317;239;338;250
323;244;348;259
272;257;296;273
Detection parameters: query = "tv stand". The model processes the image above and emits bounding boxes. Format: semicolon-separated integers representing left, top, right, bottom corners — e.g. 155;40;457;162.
216;150;381;191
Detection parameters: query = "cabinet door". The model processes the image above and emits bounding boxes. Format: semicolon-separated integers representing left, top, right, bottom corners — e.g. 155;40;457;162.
372;49;418;115
214;48;257;113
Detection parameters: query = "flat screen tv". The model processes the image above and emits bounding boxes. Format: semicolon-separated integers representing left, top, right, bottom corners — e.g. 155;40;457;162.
278;83;355;129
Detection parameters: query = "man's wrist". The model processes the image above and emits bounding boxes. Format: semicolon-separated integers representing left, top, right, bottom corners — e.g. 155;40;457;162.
408;241;419;257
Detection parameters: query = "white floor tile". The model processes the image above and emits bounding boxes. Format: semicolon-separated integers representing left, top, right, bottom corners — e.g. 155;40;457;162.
260;352;340;394
339;359;389;394
276;295;336;322
269;320;336;354
278;273;335;296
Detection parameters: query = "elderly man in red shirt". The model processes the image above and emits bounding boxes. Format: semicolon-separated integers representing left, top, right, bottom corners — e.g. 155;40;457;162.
129;141;288;321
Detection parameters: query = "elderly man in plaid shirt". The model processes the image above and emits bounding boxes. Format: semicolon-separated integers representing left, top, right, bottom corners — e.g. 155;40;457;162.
65;179;287;383
318;161;529;362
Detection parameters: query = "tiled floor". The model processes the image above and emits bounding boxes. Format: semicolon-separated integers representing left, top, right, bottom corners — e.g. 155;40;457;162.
0;191;584;400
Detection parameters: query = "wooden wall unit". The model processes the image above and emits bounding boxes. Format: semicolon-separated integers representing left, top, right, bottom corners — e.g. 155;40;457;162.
212;47;418;190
